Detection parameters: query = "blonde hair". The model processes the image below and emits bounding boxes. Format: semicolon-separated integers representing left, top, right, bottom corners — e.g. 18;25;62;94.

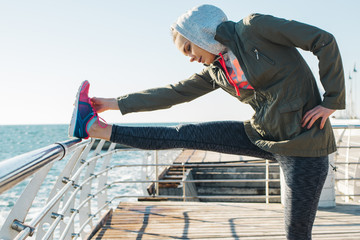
171;27;179;43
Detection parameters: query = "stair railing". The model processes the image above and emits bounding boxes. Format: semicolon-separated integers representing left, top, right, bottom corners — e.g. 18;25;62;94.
332;124;360;202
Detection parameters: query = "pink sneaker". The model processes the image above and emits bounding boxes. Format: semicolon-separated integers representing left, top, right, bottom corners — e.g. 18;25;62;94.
68;80;98;139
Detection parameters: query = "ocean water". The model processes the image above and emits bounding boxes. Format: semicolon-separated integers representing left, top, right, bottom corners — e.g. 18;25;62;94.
0;124;69;161
0;123;182;234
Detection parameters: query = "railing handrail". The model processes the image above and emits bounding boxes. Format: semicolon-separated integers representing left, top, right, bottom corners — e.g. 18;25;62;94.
0;138;90;194
111;162;278;168
332;124;360;129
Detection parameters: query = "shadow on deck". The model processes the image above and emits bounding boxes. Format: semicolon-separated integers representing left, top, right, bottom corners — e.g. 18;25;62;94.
89;201;360;240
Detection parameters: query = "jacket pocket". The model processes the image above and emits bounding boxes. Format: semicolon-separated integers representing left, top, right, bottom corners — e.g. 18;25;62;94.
254;97;305;141
276;98;304;140
252;48;275;65
278;98;303;113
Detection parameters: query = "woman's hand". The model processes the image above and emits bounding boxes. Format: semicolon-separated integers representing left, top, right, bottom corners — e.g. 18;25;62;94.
301;105;335;129
90;97;119;113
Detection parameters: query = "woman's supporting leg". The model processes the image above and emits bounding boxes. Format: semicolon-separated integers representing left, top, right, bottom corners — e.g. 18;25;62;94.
109;121;275;160
276;155;329;240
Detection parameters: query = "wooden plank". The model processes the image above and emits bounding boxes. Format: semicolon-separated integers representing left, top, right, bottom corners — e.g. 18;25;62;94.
86;208;113;240
90;202;360;239
173;149;196;164
173;150;265;164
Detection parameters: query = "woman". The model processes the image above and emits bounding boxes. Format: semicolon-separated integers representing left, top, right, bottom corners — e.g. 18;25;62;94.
69;4;345;239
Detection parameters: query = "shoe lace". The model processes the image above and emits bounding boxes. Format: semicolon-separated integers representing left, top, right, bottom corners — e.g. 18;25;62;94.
90;100;108;129
96;114;108;129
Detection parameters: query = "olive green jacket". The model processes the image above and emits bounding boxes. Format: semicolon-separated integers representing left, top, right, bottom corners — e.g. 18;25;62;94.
117;14;345;157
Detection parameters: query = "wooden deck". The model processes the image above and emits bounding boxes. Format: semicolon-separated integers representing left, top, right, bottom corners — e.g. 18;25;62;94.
90;138;360;239
90;201;360;239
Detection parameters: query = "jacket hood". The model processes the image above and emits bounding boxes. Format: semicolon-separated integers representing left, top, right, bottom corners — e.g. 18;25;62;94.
171;4;227;55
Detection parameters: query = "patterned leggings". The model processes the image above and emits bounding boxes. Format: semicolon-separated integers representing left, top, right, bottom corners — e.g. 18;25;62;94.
110;121;328;240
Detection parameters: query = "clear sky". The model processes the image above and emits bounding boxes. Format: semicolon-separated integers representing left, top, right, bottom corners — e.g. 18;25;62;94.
1;0;359;125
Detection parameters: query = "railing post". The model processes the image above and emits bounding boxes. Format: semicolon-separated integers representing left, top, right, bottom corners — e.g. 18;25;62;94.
182;163;186;202
319;153;336;207
280;165;285;206
0;163;53;239
345;128;351;202
79;139;99;239
98;142;116;211
265;159;269;204
38;144;87;239
155;150;159;196
141;152;151;195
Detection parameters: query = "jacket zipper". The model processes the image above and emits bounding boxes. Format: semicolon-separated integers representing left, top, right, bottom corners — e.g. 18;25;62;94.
252;48;274;100
253;48;275;65
254;49;259;60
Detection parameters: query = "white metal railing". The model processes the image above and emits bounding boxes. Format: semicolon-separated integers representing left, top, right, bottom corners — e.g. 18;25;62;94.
0;138;88;194
0;138;116;240
332;124;360;202
0;139;277;239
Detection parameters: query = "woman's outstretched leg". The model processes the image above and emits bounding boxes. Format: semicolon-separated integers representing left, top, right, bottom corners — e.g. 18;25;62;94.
108;121;274;160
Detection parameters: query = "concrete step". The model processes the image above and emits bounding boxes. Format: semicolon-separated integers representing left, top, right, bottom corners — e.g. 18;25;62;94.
194;172;280;180
159;187;182;196
166;171;184;175
197;187;281;195
192;166;280;173
158;183;179;188
163;175;183;179
196;181;280;188
199;196;281;203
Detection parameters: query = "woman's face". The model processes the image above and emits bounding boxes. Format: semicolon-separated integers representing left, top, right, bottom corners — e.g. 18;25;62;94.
174;32;216;65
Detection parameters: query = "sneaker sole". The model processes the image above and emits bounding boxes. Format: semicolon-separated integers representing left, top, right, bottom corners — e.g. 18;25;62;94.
68;80;87;138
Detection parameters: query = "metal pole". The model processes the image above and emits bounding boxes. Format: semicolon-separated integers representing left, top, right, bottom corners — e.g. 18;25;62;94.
345;128;351;202
182;163;186;202
265;159;269;204
0;138;87;194
155;151;159;196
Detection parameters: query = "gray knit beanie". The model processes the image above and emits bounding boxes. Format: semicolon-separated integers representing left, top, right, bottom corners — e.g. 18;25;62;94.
171;4;228;55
